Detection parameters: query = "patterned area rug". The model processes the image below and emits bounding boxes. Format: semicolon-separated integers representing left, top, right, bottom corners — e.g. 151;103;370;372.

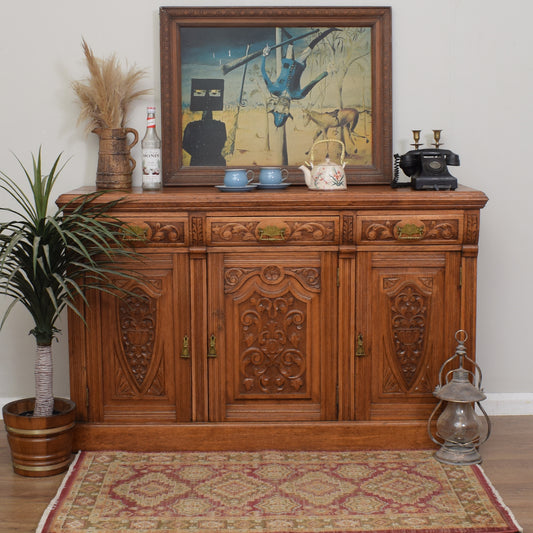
37;450;522;533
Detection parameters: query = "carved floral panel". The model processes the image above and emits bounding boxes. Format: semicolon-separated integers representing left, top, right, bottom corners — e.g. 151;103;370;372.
225;265;320;397
114;281;166;398
382;277;433;392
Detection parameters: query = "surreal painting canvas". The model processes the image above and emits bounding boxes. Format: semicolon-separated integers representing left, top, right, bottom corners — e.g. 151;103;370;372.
180;26;372;169
160;8;391;185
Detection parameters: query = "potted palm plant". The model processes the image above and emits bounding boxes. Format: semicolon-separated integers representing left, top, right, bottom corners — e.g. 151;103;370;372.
1;148;142;476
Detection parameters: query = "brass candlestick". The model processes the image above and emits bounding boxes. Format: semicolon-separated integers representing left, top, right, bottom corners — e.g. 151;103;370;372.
432;129;443;149
410;130;422;149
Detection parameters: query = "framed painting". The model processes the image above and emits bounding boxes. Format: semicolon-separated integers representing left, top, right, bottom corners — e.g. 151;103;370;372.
159;7;392;186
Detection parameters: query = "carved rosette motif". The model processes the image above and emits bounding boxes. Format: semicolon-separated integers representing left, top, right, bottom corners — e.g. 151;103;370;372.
384;278;432;391
225;266;321;294
116;283;164;397
225;265;319;396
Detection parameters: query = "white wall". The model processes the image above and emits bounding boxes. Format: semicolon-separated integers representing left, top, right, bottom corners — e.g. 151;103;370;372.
1;0;532;413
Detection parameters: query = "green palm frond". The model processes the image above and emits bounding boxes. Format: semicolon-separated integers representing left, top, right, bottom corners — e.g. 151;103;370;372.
0;148;144;346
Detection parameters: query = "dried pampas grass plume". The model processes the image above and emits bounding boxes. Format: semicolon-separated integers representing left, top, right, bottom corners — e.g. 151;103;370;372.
72;39;151;133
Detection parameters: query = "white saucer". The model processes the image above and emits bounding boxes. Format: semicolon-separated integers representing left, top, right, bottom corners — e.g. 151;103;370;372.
215;184;258;192
257;183;291;189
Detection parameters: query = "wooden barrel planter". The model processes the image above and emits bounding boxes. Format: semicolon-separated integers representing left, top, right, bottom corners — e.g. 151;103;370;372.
2;397;76;477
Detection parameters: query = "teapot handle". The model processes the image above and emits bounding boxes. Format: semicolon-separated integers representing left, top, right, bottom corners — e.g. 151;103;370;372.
309;139;345;166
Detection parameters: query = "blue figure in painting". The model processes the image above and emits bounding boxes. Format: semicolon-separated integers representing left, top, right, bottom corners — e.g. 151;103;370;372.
261;28;338;127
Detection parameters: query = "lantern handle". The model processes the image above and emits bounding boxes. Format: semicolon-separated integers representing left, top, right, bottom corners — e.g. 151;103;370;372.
427;400;444;446
444;367;477;385
476;401;492;446
455;329;468;343
438;330;483;389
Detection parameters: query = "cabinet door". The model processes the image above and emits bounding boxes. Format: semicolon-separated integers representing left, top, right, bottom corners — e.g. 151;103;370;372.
86;254;191;423
207;251;337;422
355;251;461;421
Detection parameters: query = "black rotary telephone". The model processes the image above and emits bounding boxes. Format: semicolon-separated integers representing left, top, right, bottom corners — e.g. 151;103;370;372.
392;130;459;190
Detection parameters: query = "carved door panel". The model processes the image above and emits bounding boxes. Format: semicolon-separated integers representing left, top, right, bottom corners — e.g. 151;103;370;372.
207;251;337;422
95;254;191;423
355;251;461;421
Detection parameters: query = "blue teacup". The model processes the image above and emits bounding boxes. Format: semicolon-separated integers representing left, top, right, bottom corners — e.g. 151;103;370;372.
224;169;255;188
259;167;289;185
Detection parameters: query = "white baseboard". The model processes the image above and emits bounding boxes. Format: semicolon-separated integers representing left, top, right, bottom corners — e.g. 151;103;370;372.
0;397;20;421
2;394;533;420
0;397;22;411
483;393;533;416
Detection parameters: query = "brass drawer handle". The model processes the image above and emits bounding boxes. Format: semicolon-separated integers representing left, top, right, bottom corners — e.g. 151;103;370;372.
396;222;425;240
258;225;286;241
181;335;190;359
121;223;149;243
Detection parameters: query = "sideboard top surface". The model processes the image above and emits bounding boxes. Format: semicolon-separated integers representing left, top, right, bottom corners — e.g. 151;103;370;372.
57;184;488;213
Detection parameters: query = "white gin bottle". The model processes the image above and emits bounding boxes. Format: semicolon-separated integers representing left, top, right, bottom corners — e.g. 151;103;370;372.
142;106;162;190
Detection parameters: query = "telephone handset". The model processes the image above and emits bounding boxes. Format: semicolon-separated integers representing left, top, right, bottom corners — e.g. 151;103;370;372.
392;130;459;190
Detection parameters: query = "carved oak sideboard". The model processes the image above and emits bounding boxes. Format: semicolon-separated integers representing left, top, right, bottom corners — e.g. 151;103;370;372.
58;185;488;451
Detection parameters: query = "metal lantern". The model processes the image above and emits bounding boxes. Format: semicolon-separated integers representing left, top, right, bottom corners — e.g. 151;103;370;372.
428;330;491;465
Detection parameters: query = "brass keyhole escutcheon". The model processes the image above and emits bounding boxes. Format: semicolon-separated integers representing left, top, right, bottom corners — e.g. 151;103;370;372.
207;335;217;358
355;334;366;357
181;335;190;359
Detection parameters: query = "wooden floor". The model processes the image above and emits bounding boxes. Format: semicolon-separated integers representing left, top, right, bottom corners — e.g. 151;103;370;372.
0;416;531;532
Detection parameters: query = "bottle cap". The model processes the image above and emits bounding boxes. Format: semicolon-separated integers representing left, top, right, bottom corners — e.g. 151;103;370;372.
147;106;156;113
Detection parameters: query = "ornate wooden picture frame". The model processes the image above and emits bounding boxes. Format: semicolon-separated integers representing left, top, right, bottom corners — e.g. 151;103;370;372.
159;6;392;186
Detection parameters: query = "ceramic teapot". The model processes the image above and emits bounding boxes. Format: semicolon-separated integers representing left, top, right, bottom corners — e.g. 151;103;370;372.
299;139;346;190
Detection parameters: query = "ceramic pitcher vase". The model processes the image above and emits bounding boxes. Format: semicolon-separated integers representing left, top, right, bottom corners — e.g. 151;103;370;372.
93;127;138;189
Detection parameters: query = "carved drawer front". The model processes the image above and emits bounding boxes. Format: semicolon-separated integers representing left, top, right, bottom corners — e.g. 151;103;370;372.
357;212;464;245
121;216;188;247
207;216;339;246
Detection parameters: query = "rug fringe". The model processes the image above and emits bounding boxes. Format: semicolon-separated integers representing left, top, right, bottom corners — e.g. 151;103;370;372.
35;451;83;533
475;464;523;533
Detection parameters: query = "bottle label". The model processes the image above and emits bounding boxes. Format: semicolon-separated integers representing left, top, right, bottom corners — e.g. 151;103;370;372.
143;175;161;189
142;148;161;176
147;117;156;128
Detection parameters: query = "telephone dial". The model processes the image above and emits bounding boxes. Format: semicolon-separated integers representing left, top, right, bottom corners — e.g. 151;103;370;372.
392;130;459;190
